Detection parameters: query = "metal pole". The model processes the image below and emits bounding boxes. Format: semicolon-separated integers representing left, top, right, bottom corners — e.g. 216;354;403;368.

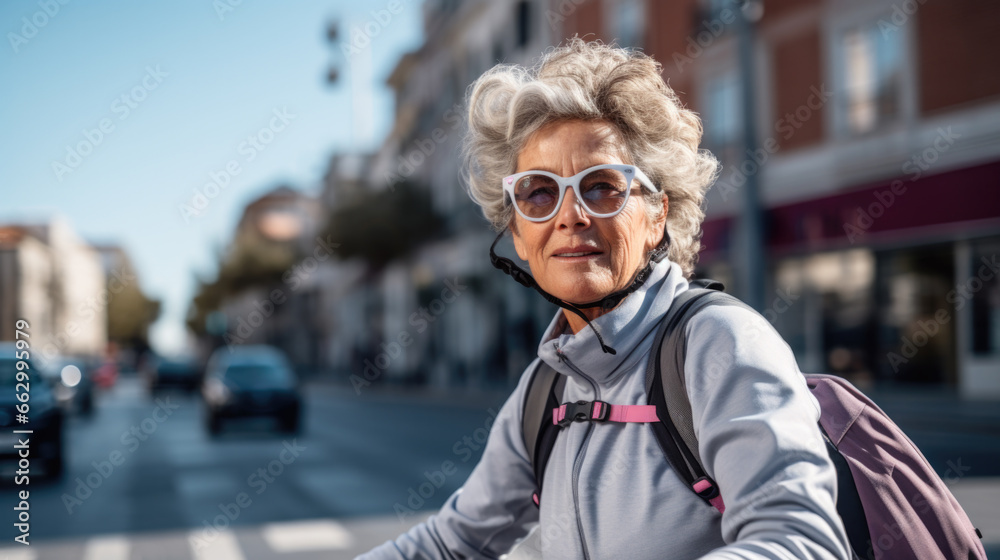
734;0;765;311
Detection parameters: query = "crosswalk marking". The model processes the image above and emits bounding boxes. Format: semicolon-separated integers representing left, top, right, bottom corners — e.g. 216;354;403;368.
83;535;130;560
188;530;246;560
262;519;353;552
0;548;35;560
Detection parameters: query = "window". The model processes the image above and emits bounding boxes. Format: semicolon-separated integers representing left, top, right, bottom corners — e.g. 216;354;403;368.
837;21;903;134
515;1;532;49
703;72;743;163
605;0;645;49
971;240;1000;356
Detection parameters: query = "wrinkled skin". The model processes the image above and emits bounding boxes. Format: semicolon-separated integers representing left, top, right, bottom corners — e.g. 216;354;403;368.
512;119;667;333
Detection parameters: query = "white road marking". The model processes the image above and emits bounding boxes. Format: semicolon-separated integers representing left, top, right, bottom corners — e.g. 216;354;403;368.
0;548;35;560
262;519;353;552
83;535;130;560
188;529;246;560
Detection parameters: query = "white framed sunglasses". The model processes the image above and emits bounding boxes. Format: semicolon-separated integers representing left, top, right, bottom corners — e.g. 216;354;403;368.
503;163;659;222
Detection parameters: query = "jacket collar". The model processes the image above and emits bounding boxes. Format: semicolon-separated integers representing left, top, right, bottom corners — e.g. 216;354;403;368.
536;258;690;386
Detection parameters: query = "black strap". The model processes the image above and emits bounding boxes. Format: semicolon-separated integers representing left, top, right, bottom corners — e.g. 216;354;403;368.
521;360;562;505
490;228;672;355
644;284;735;507
648;287;753;472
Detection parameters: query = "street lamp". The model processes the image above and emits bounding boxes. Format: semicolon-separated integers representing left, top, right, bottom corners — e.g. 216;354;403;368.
734;0;765;312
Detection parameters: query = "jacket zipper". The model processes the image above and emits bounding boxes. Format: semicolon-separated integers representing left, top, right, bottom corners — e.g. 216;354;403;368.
556;347;599;560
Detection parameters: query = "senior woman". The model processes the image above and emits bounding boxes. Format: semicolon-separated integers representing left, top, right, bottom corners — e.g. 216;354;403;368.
358;39;850;560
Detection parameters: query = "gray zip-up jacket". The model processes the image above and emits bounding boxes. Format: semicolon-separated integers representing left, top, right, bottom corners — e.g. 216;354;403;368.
358;259;851;559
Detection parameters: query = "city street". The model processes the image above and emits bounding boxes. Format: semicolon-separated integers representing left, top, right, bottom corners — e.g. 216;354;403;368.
0;376;504;559
0;375;997;559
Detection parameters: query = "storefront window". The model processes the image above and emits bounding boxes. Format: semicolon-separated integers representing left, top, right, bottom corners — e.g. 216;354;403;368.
769;249;875;379
875;245;956;385
971;240;1000;356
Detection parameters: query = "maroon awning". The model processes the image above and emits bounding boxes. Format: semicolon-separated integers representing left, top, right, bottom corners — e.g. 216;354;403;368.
699;159;1000;257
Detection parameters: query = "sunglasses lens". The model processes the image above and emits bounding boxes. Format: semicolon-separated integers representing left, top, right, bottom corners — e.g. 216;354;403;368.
579;168;630;215
513;174;560;219
509;168;633;220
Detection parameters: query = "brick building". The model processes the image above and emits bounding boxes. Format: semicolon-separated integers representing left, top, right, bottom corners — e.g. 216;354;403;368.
561;0;1000;395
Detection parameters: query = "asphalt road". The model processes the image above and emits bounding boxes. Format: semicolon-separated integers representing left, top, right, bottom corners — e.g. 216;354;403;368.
0;376;505;559
0;376;996;559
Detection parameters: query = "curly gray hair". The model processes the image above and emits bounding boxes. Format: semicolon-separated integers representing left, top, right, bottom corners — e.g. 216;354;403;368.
461;38;719;279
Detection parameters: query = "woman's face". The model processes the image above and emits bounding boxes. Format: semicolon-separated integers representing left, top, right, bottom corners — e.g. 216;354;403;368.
511;119;667;306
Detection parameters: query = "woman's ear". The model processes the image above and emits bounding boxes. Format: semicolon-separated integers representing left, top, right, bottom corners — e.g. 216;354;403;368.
647;194;669;251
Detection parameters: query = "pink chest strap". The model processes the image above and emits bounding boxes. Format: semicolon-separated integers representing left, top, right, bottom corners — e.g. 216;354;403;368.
545;399;726;515
551;400;659;426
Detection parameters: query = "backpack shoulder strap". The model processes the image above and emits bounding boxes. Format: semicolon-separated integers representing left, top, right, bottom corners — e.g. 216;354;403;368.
645;281;746;511
521;359;563;506
647;286;752;465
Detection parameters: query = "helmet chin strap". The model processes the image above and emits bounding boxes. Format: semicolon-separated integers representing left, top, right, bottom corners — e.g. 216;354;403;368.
489;227;671;355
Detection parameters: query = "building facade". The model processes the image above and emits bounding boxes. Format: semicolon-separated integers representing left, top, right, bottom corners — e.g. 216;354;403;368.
0;218;108;365
321;0;563;389
561;0;1000;396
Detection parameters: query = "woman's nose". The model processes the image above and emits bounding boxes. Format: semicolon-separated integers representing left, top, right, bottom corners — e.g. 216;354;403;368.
554;188;590;230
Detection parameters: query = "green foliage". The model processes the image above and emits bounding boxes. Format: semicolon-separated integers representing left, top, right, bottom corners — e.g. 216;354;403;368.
187;242;297;335
106;272;160;348
324;182;443;269
186;182;442;335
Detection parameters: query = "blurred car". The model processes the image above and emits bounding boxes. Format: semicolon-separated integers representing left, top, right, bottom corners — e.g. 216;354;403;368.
38;356;95;417
149;357;202;393
0;342;65;479
92;359;118;389
202;345;302;435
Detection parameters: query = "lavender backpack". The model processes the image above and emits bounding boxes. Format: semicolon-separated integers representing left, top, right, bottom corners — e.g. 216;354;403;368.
651;285;987;560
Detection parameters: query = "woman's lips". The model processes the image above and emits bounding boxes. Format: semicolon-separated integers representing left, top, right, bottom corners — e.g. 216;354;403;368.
552;250;603;261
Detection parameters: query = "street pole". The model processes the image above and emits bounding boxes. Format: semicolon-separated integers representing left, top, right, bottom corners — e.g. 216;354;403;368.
734;0;765;312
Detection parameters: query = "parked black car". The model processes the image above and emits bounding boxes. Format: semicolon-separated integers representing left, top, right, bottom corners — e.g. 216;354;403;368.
149;357;202;394
0;342;65;479
202;345;301;435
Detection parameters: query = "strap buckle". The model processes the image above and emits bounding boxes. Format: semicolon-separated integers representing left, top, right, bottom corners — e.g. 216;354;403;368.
557;400;610;427
692;476;720;500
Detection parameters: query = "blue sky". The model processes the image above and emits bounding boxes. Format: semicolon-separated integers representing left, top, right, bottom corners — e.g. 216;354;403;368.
0;0;422;355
